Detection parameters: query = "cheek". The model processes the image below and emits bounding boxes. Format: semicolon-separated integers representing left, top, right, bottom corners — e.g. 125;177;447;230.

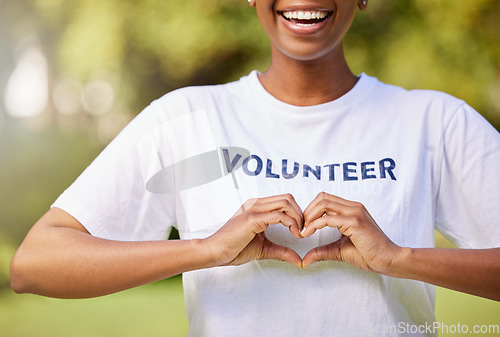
255;4;278;36
254;1;358;61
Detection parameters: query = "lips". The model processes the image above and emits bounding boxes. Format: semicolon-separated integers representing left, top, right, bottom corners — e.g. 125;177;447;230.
278;9;333;33
280;10;330;25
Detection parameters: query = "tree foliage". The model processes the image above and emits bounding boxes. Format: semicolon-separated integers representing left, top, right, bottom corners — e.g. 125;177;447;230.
0;0;499;250
347;0;500;125
31;0;271;108
15;0;498;126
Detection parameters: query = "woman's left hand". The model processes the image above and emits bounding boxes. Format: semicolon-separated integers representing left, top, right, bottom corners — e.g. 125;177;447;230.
301;192;401;274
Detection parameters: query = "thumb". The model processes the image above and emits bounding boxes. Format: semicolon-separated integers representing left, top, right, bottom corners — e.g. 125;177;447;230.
259;237;302;268
302;241;342;268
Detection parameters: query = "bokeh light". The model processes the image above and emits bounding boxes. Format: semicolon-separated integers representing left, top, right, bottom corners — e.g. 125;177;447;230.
4;45;48;119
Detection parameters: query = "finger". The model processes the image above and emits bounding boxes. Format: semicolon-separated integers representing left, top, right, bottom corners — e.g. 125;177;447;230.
265;193;303;221
263;194;304;230
303;194;359;227
245;194;303;221
302;193;339;227
258;210;303;239
301;213;354;237
305;192;360;213
252;197;304;236
319;193;360;207
235;195;289;216
303;205;339;229
260;237;303;268
302;241;341;268
303;192;360;215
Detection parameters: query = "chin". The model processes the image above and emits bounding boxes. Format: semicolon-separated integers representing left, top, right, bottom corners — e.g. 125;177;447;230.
275;44;340;63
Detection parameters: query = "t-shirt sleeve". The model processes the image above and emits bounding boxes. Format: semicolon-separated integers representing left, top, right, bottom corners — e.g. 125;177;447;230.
52;103;176;241
435;103;500;249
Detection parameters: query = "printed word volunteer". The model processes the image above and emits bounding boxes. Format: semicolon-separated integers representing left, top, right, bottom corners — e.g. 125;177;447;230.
222;149;398;182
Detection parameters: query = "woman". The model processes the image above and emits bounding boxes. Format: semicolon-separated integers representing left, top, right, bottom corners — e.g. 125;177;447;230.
10;1;500;336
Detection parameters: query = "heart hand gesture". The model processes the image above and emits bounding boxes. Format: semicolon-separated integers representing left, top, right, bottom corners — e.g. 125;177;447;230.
301;193;401;274
206;192;400;274
205;194;304;268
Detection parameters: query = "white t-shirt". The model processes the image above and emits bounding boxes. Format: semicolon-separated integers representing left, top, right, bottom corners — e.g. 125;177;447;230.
53;71;500;336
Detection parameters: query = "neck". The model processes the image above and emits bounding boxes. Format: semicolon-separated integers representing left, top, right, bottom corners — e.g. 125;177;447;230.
258;45;358;106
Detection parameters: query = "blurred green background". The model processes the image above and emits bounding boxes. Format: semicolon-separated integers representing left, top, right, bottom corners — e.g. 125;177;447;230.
1;0;499;335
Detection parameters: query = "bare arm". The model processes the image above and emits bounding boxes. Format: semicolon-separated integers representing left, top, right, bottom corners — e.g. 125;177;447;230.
390;247;500;301
301;192;500;301
9;208;212;298
10;194;303;299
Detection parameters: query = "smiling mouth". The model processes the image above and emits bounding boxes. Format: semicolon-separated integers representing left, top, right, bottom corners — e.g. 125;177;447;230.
279;10;332;26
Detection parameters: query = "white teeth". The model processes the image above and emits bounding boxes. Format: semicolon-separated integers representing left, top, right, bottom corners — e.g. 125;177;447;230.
282;10;329;21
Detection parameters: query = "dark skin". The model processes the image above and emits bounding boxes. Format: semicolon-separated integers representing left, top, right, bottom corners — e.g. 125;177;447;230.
251;0;500;300
9;0;500;301
253;0;361;106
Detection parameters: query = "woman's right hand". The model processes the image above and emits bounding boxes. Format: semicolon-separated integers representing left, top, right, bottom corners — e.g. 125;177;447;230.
204;194;304;268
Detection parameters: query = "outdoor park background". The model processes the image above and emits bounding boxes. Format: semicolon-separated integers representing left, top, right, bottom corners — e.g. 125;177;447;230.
1;0;500;336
